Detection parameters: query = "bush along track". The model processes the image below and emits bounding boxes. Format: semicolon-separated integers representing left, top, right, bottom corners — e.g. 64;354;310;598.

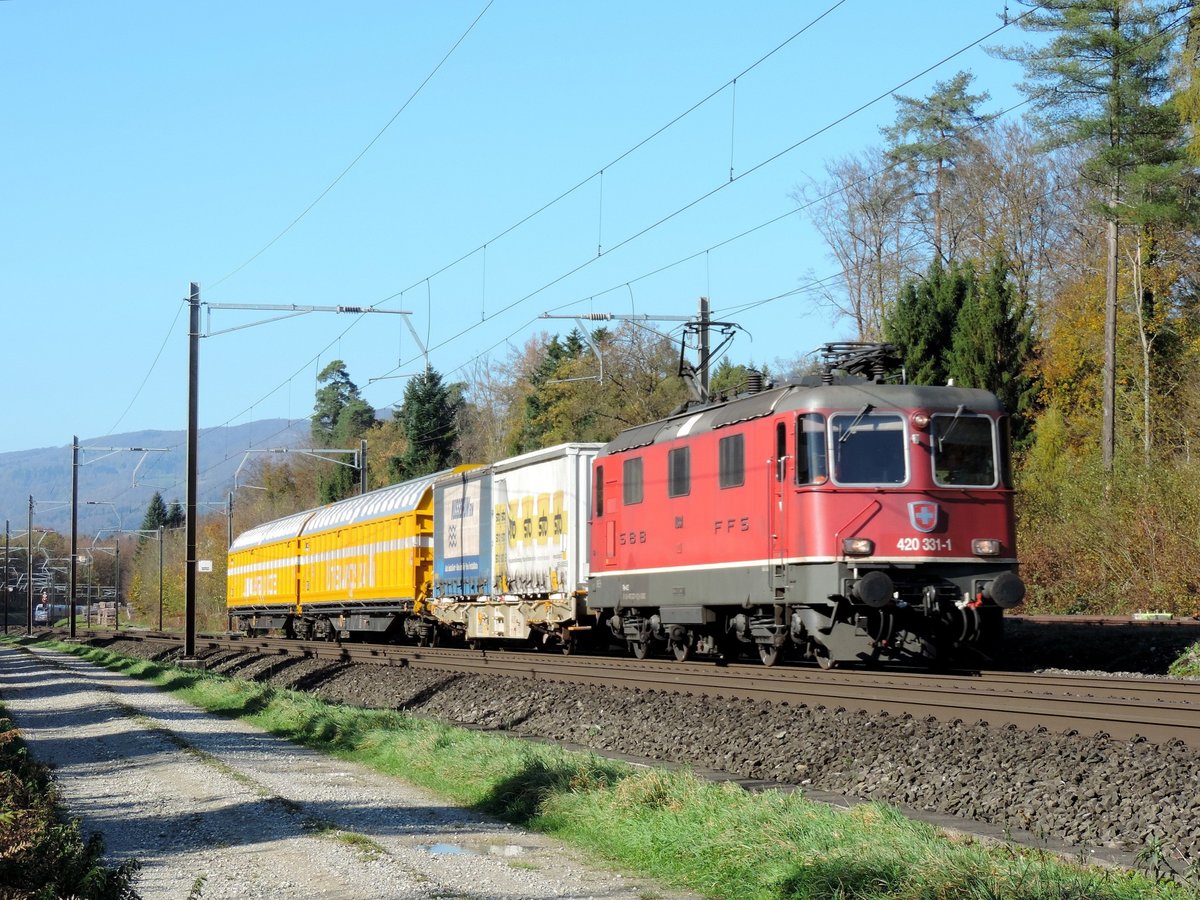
0;695;140;899
9;637;1196;900
1169;642;1200;677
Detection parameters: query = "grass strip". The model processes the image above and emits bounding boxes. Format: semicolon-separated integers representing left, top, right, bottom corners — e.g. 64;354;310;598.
9;636;1194;900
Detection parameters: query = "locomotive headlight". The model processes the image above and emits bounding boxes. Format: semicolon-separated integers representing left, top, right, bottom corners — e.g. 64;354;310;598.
910;412;930;430
971;538;1001;557
843;537;874;556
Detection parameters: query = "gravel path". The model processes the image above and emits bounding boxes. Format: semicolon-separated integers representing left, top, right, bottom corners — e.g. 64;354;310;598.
0;643;699;900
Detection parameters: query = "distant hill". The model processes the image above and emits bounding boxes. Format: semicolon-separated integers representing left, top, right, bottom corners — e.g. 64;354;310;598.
0;420;311;536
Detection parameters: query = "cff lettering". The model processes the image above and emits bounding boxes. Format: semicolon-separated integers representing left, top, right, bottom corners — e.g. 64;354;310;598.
714;517;750;533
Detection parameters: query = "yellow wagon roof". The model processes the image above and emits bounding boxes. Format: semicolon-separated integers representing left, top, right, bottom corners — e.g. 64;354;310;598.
229;509;316;552
304;471;442;533
230;468;468;553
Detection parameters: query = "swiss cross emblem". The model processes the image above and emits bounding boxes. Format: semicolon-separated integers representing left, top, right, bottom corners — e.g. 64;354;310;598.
908;501;938;533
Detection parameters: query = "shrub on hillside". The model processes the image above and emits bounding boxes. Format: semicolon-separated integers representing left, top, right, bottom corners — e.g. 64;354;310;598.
0;715;140;899
1017;452;1200;617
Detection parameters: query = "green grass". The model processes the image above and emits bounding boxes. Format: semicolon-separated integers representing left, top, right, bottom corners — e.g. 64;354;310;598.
5;635;1195;900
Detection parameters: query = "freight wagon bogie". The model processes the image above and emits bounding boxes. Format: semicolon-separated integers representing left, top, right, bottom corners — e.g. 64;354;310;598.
426;593;593;650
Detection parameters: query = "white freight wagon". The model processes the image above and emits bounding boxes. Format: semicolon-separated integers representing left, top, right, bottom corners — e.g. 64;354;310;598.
430;442;602;649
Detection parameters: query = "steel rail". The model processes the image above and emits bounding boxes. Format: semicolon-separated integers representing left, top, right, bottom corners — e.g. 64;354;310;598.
77;630;1200;749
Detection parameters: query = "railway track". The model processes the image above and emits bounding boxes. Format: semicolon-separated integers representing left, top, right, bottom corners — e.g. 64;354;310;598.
68;629;1200;750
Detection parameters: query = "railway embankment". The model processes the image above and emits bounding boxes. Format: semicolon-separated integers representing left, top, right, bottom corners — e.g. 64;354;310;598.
83;624;1200;884
5;634;1196;898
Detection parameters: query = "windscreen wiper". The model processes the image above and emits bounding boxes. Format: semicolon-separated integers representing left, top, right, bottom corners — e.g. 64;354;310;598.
937;404;966;451
838;404;873;443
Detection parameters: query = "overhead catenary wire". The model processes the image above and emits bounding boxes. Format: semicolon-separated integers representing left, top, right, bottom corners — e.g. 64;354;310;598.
367;4;1048;389
207;0;495;291
109;0;1178;510
136;1;1047;494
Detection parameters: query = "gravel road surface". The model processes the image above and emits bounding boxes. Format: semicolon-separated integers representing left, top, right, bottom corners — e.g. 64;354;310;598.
0;643;698;900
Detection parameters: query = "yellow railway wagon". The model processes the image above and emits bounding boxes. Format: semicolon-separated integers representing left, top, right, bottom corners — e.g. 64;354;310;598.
228;469;460;640
227;509;314;632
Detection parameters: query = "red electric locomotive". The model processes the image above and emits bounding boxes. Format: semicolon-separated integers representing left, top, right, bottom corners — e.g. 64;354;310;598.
588;343;1025;667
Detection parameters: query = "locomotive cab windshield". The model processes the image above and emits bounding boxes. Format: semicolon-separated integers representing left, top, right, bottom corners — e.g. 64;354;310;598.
932;413;997;487
830;411;907;484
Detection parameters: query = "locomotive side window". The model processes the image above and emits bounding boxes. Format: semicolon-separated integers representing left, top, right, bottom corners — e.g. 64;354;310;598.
795;413;827;485
830;412;906;484
719;434;744;488
668;447;690;497
623;456;644;504
932;414;996;487
594;466;604;517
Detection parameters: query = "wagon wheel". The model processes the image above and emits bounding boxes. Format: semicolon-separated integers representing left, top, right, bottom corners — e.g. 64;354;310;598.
670;639;692;662
814;645;838;670
757;642;782;667
630;639;650;660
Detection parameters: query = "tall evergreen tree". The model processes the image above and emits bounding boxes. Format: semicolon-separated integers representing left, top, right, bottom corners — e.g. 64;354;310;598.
312;360;376;503
997;0;1184;472
140;492;168;532
882;70;990;262
391;367;462;481
508;333;585;455
947;255;1039;443
884;259;973;385
165;501;185;529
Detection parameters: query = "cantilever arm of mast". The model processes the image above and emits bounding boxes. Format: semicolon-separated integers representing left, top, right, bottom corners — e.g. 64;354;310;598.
202;303;414;338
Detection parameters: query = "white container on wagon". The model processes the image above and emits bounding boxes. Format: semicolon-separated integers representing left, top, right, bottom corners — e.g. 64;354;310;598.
431;442;602;648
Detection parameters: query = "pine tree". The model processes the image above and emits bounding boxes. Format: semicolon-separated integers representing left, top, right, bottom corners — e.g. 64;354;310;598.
947;255;1038;443
508;335;583;455
139;492;168;532
391;367;462;481
312;360;376;502
882;70;990;262
884;259;973;385
165;501;185;529
996;0;1184;471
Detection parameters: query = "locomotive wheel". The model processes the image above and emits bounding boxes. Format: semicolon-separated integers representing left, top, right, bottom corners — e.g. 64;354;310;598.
630;639;650;660
757;642;781;667
670;639;691;662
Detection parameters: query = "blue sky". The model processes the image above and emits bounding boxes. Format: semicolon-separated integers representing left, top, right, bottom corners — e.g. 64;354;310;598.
1;1;1032;463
